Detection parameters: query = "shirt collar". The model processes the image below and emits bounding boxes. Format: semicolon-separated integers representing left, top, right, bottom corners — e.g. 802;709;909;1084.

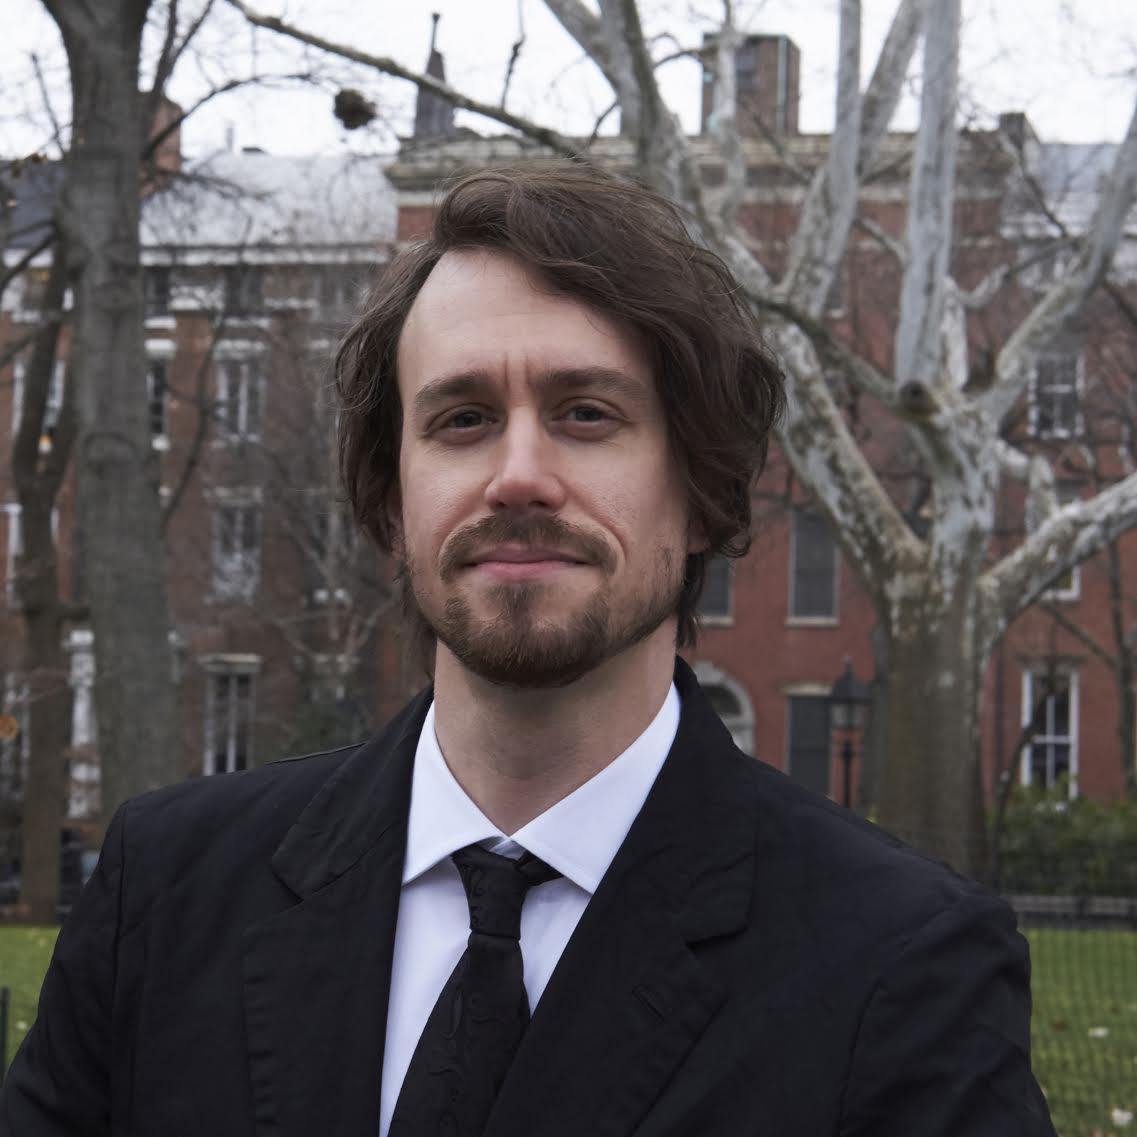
402;683;681;895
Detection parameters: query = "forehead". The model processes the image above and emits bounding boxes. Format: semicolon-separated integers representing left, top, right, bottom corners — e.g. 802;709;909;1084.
396;248;654;399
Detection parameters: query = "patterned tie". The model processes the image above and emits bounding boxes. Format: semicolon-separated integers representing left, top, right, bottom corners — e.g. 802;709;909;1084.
388;843;562;1137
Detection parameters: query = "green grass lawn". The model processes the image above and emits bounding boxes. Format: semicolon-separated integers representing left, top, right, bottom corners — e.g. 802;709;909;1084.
0;926;58;1063
0;925;1134;1134
1027;929;1137;1137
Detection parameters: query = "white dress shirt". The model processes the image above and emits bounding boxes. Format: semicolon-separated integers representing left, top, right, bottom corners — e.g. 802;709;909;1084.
378;683;681;1137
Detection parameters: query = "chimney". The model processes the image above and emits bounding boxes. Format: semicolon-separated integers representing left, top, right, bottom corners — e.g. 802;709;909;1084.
145;95;183;190
701;33;800;138
413;13;456;141
997;112;1038;152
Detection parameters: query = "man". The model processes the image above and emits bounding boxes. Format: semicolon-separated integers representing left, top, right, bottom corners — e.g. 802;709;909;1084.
2;164;1055;1136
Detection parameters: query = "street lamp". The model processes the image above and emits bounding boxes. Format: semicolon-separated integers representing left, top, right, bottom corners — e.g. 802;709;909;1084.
828;658;871;808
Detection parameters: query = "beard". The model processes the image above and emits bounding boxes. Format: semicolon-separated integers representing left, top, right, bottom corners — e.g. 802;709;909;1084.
401;514;684;689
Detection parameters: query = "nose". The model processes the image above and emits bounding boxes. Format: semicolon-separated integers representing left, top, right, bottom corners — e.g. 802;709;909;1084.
484;413;567;513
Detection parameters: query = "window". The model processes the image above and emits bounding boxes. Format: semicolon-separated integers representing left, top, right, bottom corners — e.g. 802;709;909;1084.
307;505;356;605
66;629;99;819
694;663;754;753
216;359;262;442
223;266;264;315
698;556;733;621
203;661;258;774
145;267;171;318
1020;669;1078;795
11;359;65;448
4;503;21;608
1030;352;1082;439
786;694;831;796
147;360;168;442
790;510;838;621
211;501;260;601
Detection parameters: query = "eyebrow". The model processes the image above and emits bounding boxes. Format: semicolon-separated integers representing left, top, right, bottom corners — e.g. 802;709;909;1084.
410;366;652;420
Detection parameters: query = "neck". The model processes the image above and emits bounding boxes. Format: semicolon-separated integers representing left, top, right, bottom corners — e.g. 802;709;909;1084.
431;623;677;834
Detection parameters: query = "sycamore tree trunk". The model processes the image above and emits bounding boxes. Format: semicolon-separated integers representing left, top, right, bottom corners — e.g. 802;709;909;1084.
44;0;177;823
876;587;989;877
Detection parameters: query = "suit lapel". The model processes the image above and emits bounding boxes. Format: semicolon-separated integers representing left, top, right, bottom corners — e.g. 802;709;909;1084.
241;690;430;1137
485;659;756;1137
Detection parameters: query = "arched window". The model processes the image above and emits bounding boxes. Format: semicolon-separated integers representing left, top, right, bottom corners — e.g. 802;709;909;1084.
692;662;755;755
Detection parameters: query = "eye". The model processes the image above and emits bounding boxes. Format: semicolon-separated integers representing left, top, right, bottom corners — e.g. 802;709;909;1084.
441;409;489;432
565;404;612;424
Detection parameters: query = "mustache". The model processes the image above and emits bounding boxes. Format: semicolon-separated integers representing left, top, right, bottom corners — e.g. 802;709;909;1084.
439;514;616;582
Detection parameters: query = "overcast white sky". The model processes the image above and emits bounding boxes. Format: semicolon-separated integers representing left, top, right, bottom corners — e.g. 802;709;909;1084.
2;0;1135;161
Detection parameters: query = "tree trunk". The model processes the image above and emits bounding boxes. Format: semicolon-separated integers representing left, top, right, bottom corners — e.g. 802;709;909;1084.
1105;542;1137;798
46;0;177;822
11;239;75;923
18;587;69;925
876;586;988;877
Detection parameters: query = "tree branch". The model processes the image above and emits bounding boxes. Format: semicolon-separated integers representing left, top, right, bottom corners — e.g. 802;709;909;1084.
778;0;862;314
894;0;959;389
986;93;1137;423
706;2;746;229
227;0;582;157
1040;602;1117;671
981;469;1137;645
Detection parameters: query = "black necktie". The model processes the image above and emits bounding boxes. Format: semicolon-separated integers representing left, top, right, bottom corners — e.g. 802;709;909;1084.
388;843;562;1137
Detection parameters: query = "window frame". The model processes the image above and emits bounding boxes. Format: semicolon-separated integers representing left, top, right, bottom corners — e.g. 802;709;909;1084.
209;492;262;602
1019;667;1079;797
788;509;840;625
1029;351;1084;440
201;655;260;775
697;556;734;625
784;690;832;797
215;358;263;444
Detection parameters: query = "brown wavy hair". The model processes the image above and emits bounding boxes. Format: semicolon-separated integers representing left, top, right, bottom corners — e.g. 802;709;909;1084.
336;161;784;649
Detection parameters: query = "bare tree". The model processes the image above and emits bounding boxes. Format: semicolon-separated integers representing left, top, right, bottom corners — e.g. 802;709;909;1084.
231;0;1137;874
37;0;208;828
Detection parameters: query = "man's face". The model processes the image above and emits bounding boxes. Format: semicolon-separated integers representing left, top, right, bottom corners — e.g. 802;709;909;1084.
394;248;695;688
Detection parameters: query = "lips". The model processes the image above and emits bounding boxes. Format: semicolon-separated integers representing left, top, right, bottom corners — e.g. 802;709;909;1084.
467;544;588;567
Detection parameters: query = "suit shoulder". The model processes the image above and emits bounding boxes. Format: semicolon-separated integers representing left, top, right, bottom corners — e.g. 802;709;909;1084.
111;744;360;896
726;747;1001;925
120;742;359;828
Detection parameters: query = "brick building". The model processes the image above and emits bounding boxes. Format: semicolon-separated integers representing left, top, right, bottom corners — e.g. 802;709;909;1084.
1;34;1134;840
387;33;1137;807
1;131;401;830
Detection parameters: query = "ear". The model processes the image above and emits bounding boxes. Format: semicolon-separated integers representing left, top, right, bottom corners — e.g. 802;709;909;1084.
385;489;405;558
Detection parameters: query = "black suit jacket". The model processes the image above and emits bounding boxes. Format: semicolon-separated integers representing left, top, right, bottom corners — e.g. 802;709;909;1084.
2;659;1055;1136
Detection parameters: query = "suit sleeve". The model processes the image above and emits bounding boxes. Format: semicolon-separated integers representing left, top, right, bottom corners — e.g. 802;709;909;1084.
0;805;127;1137
838;888;1057;1137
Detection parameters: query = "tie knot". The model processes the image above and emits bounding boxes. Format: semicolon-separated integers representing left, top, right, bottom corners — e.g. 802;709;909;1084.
451;844;561;939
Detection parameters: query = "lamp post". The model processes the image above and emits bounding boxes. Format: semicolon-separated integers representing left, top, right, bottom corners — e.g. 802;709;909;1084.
828;658;871;808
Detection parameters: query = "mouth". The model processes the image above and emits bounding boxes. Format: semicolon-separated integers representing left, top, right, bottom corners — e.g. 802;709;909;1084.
464;545;591;580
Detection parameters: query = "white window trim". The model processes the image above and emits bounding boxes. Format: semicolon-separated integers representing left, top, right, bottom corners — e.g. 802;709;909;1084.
209;498;262;603
692;661;754;754
200;654;261;776
1019;667;1079;798
4;503;21;608
1028;351;1085;441
214;358;264;445
788;510;840;625
697;557;735;626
